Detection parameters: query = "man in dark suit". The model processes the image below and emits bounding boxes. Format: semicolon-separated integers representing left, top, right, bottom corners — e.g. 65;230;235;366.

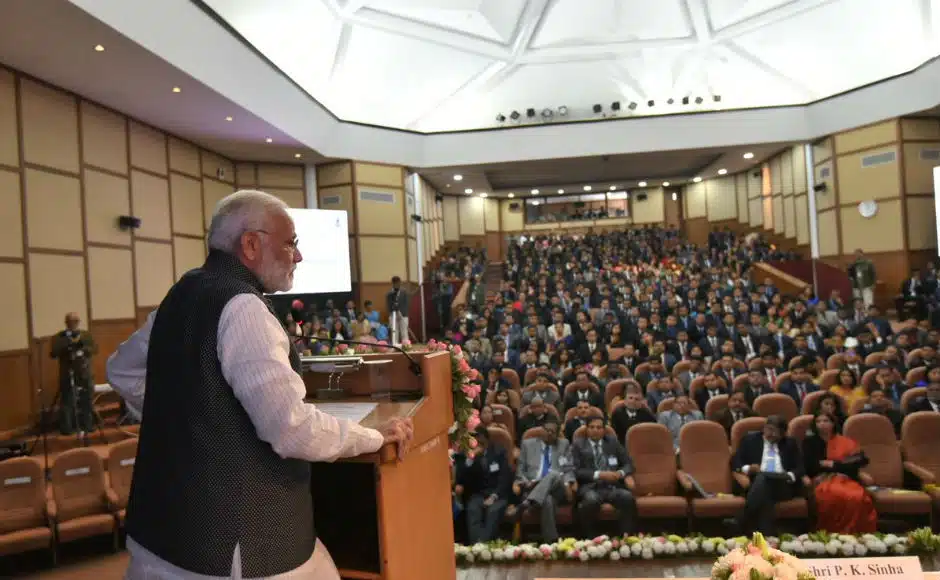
564;400;593;441
513;419;572;542
876;364;909;407
741;370;774;407
577;329;606;365
610;391;656;444
731;415;803;534
778;362;819;409
459;426;513;543
570;417;637;537
714;390;756;438
562;379;604;413
907;381;940;413
694;372;728;414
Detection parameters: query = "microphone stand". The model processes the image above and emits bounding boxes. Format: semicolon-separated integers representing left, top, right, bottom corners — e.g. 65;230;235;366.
318;337;422;378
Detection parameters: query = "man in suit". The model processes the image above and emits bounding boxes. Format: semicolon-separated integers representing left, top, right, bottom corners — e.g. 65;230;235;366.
562;379;604;413
570;417;637;537
610;390;656;444
657;394;704;450
741;370;774;407
564;400;593;441
513;419;572;542
577;329;605;365
778;362;819;409
635;355;667;391
460;426;513;543
693;372;728;414
875;364;909;407
907;381;940;413
676;356;705;391
731;415;803;535
714;390;756;438
385;276;411;345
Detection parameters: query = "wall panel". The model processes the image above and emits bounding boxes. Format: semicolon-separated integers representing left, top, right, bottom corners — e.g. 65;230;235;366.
359;236;406;282
87;246;134;320
0;169;23;258
318;184;355;233
358;186;405;235
442;196;460;240
20;79;79;173
0;262;29;351
0;69;18;168
833;120;897;153
128;121;167;175
83;169;131;246
817;211;839;256
135;241;174;306
903;142;940;194
28;252;87;338
173;236;206;280
202;178;234;230
168;137;201;178
633;188;665;224
836;146;900;203
170;172;204;237
685;182;706;218
839;199;904;253
257;164;304;188
458;196;485;236
131;170;171;240
80;102;127;175
24;168;83;252
906;197;938;250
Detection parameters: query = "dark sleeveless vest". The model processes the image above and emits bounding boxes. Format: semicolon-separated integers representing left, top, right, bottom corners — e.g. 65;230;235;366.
125;250;315;577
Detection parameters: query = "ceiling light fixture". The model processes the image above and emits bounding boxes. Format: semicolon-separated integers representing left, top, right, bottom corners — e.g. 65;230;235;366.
593;104;602;114
611;101;621;112
672;192;678;201
508;193;515;198
647;100;655;107
557;189;564;194
583;185;592;191
265;137;273;143
718;168;728;175
94;44;105;52
294;153;302;159
541;108;554;119
558;106;568;116
628;102;638;111
510;111;521;121
693;176;702;183
225;116;233;122
743;152;754;159
532;200;541;205
172;87;181;93
682;96;690;105
464;188;473;194
480;193;488;198
454;174;463;181
638;181;648;187
695;96;704;104
531;189;539;195
663;181;670;187
609;185;618;191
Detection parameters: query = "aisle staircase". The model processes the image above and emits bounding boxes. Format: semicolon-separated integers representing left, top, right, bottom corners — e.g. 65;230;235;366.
484;262;503;297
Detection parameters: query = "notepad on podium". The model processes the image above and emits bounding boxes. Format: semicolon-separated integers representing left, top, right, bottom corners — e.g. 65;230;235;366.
302;350;455;580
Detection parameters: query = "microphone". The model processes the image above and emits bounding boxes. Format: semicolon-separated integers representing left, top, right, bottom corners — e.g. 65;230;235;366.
314;337;422;377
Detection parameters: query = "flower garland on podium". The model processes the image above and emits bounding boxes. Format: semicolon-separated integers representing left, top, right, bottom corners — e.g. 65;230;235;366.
454;529;940;566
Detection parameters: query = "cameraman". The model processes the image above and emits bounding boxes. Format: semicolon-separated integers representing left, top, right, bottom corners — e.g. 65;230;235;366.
50;312;97;435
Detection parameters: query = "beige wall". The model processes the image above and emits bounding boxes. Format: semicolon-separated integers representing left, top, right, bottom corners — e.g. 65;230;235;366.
442;196;460;241
0;66;305;431
457;195;485;236
500;199;525;231
632;188;665;224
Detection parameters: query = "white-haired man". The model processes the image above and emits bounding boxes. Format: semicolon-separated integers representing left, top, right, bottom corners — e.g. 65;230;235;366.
108;190;413;579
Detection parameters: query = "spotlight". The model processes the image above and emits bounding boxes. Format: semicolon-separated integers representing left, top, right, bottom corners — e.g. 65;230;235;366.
672;192;678;201
743;152;754;159
480;193;488;198
510;111;521;120
609;185;617;190
611;101;621;112
464;188;473;194
532;200;541;205
557;189;564;194
496;113;506;122
531;189;539;194
541;108;554;119
663;181;670;187
454;174;463;181
558;106;569;116
628;102;638;110
508;193;515;198
695;96;703;104
583;185;592;191
593;104;602;114
648;100;655;107
638;181;647;187
526;108;536;118
718;169;728;175
713;95;722;102
682;96;689;105
693;177;702;183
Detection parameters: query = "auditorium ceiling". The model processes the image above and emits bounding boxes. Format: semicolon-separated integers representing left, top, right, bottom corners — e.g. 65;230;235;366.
199;0;940;133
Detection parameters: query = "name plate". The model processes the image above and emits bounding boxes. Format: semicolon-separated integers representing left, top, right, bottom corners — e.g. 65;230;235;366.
120;458;135;467
805;556;922;579
4;476;31;486
65;467;90;477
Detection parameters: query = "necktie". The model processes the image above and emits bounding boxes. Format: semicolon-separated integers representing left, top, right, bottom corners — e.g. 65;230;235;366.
592;441;604;470
540;444;551;478
797;384;806;401
732;411;740;422
762;443;780;472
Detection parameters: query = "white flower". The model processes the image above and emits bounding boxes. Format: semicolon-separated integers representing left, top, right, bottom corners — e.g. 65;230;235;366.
652;542;665;554
798;534;809;541
702;540;715;553
586;546;601;559
893;543;908;555
465;553;475;564
470;543;486;554
448;422;459;434
602;540;613;551
884;534;899;547
717;545;729;555
479;549;492;561
855;545;868;556
826;544;839;555
631;543;643;556
610;550;621;561
840;543;855;556
641;548;654;560
870;540;887;554
492;549;504;561
813;541;827;555
687;539;699;552
828;539;843;549
579;551;590;562
791;542;806;555
574;540;586;551
619;545;632;558
838;535;857;544
725;539;738;550
539;543;552;552
677;542;689;554
862;534;878;543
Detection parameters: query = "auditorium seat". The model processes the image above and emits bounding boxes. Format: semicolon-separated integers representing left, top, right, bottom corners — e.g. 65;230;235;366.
906;368;927;388
730;417;766;453
563;406;603;423
677;421;744;529
826;354;845;370
900;387;926;415
704;395;729;421
488;403;517;440
563;380;600;399
0;457;54;561
500;368;521;391
786;414;814;444
516;428;574;530
816;369;841;391
900;412;940;512
572;424;623;523
845;414;932;523
604;378;639;413
106;439;138;526
753;393;798;421
48;448;119;549
625;423;688;520
773;371;791;391
800;391;827;415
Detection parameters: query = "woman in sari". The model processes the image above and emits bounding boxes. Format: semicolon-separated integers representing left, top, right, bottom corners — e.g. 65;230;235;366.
829;368;868;408
803;411;877;533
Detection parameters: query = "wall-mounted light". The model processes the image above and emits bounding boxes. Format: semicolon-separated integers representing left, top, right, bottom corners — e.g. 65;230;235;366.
672;192;678;201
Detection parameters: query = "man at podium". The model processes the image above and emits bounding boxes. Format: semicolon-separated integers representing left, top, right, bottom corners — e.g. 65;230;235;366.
108;190;413;580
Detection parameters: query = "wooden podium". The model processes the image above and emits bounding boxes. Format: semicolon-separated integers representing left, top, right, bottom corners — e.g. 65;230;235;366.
302;350;456;580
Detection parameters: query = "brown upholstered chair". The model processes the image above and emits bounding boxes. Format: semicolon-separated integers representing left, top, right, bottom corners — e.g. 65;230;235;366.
519;404;560;424
486;427;517;468
563;405;603;423
48;448;118;549
773;371;791;391
753;393;798;421
730;416;766;453
489;403;517;440
844;414;932;521
826;354;845;370
906;368;927;388
604;378;640;413
106;439;138;526
572;425;617;440
486;389;521;411
860;368;879;392
787;414;814;444
625;423;688;519
501;368;521;391
671;361;692;377
677;421;744;527
563;381;599;398
900;387;926;415
800;390;827;415
0;457;54;561
817;369;841;390
864;352;887;367
704;394;729;421
901;412;940;510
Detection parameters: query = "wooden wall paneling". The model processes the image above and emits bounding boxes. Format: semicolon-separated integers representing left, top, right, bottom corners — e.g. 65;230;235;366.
0;350;32;431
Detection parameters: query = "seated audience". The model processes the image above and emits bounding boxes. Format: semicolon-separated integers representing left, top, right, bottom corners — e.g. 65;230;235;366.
829;368;868;409
778;363;819;409
570;417;637;537
694;372;728;412
518;395;553;435
657;394;704;451
732;415;803;535
610;390;657;444
513;419;572;542
802;411;876;533
715;390;756;438
459;426;512;543
908;380;940;413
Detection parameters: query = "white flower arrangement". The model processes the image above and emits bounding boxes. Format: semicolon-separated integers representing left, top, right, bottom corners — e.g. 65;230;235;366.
454;529;937;567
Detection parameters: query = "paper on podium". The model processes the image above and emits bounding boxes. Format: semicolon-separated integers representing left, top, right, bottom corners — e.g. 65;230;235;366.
315;402;378;424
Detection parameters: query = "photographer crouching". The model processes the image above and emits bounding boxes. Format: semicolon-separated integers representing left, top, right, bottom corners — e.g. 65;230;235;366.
50;312;97;436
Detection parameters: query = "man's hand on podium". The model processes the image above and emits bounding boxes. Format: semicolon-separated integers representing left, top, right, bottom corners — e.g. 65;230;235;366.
379;417;415;460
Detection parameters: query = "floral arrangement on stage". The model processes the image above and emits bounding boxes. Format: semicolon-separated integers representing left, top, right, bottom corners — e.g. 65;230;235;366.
425;338;479;454
454;529;940;566
711;533;814;580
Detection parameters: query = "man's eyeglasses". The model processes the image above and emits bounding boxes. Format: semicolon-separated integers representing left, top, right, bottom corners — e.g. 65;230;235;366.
251;229;299;251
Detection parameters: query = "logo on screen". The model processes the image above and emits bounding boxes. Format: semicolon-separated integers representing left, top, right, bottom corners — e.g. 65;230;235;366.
335;218;340;227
